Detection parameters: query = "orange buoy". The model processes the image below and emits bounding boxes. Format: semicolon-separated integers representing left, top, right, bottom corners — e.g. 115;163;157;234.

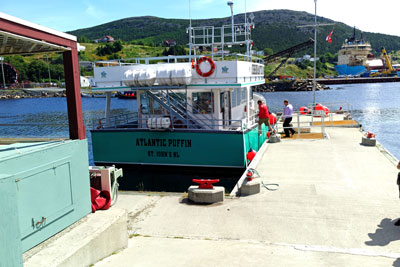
267;131;271;138
299;106;309;115
323;106;330;115
246;148;256;162
314;105;326;117
269;113;277;125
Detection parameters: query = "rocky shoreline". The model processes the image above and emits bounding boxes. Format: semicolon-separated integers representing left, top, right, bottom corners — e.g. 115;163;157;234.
0;89;66;99
255;79;330;92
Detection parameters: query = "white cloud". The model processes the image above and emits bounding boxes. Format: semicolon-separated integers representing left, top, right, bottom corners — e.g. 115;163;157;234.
85;3;106;19
190;0;220;10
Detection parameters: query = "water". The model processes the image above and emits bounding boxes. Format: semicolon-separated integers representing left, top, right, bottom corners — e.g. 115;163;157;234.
0;83;399;190
0;97;137;164
260;82;400;161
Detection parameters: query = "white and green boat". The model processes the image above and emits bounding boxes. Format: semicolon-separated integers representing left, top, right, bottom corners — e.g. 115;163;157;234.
91;19;270;171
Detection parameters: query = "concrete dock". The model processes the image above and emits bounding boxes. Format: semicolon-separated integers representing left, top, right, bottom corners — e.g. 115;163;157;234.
92;126;400;267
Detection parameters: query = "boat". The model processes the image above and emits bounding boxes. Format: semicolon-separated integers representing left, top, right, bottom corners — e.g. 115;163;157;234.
90;17;270;171
335;27;376;76
117;91;137;99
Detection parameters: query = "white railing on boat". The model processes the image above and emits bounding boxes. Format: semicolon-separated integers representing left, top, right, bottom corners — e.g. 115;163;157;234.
94;53;264;67
92;113;256;132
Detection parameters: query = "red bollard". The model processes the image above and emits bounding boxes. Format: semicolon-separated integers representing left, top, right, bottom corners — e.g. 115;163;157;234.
246;170;254;181
192;179;220;189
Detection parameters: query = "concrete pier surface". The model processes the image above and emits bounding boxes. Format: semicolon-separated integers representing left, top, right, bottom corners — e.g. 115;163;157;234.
94;125;400;267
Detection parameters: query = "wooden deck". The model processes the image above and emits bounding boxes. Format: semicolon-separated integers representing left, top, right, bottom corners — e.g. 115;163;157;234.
280;132;324;139
312;120;359;127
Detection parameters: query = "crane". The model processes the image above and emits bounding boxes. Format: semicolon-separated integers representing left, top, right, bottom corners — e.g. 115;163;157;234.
371;47;399;77
381;47;394;71
263;38;315;78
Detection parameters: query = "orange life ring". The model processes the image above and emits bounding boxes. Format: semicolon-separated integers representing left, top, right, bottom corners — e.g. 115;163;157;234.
195;56;215;77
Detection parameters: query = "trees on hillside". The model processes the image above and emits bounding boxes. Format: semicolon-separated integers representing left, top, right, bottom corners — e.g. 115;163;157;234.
96;41;123;56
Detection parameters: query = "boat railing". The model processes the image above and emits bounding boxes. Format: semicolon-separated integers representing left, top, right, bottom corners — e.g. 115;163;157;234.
92;112;250;132
92;112;138;130
307;102;353;125
93;53;264;67
274;111;328;138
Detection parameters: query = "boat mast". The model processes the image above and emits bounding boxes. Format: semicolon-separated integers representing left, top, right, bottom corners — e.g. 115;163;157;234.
189;0;192;57
227;1;234;43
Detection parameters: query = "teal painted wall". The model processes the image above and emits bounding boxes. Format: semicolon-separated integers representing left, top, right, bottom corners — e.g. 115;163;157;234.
0;174;23;267
0;139;91;258
92;130;246;168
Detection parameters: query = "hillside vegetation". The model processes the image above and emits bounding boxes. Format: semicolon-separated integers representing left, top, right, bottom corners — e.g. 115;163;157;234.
70;10;400;56
3;9;400;84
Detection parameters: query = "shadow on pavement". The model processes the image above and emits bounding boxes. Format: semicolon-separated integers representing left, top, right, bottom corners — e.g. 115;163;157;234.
365;218;400;246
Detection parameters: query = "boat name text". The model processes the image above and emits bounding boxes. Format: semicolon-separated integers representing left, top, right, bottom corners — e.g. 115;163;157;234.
136;138;192;148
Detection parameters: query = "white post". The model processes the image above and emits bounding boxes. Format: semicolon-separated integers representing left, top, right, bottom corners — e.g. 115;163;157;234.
46;54;51;84
105;92;112;126
246;86;250;125
189;0;192;57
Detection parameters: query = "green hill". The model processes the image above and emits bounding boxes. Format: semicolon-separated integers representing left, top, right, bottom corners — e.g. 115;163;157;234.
69;9;400;56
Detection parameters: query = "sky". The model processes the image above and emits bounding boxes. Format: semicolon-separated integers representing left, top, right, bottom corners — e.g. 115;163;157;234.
1;0;400;37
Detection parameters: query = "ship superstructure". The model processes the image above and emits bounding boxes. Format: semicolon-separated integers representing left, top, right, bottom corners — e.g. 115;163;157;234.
335;28;373;76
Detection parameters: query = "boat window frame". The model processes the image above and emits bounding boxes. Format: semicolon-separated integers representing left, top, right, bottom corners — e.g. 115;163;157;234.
192;91;214;114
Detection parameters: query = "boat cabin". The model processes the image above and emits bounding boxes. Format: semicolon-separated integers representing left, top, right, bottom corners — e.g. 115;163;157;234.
90;22;269;169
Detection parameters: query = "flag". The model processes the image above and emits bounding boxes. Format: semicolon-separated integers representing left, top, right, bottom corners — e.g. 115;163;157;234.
326;29;334;44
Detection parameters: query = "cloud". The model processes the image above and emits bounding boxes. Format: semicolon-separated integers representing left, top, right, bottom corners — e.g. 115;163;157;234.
85;3;106;19
190;0;219;10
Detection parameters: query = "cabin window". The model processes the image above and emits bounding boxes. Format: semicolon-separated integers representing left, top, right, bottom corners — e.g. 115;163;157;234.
231;90;237;107
236;88;241;106
231;88;242;107
192;92;214;114
241;88;246;104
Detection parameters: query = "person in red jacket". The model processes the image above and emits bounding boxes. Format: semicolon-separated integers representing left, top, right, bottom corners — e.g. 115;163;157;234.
257;100;272;135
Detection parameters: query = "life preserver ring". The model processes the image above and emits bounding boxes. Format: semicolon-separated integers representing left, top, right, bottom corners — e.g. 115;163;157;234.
195;56;215;77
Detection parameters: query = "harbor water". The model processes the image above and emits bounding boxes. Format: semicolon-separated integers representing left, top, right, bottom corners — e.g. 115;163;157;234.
0;82;399;190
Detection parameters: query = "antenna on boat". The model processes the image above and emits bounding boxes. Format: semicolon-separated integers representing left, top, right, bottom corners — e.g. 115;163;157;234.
244;0;247;56
189;0;192;57
227;1;234;43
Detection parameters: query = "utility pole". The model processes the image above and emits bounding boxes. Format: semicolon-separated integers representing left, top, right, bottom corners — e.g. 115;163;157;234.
0;57;6;89
313;0;317;106
297;0;334;107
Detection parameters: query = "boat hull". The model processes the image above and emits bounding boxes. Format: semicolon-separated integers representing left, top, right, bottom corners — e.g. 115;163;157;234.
335;65;366;76
91;125;268;169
